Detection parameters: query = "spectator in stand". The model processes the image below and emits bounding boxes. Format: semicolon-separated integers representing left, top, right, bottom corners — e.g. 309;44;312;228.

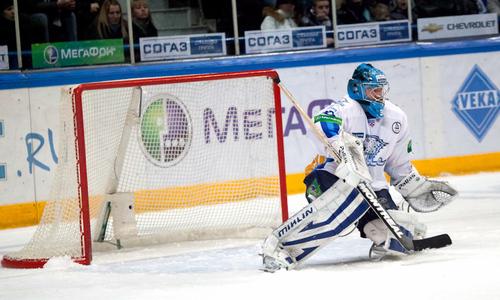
30;0;78;42
390;0;409;20
337;0;372;24
487;0;500;13
300;0;331;28
300;0;334;46
261;0;298;30
76;0;103;40
262;0;277;7
1;0;32;68
131;0;156;62
1;0;16;68
236;0;265;33
453;0;481;15
413;0;479;18
86;0;128;39
1;0;16;48
475;0;488;12
293;0;311;23
131;0;157;43
372;2;391;21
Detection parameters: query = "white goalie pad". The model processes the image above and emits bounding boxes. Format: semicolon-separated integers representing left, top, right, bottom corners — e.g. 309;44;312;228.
396;168;458;213
364;209;427;257
261;178;369;270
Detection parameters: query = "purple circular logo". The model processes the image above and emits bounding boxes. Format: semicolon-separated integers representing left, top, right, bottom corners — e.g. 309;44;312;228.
139;94;192;167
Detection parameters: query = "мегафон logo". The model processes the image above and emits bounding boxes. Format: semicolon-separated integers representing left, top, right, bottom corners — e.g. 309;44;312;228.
451;64;499;142
43;45;59;65
139;94;192;167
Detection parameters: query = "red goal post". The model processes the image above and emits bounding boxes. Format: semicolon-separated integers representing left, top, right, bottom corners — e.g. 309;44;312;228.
2;70;288;268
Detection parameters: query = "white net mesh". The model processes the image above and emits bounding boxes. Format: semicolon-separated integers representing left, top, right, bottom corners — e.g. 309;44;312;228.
3;72;286;266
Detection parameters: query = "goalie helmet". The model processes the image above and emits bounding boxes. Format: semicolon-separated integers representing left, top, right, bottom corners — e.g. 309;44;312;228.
347;63;389;119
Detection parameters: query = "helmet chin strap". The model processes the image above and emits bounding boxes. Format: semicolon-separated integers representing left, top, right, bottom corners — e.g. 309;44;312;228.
359;101;384;119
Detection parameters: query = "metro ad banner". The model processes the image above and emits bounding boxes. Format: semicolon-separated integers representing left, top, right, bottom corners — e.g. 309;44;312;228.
244;26;326;54
417;13;498;41
335;21;411;47
31;39;124;69
139;33;226;61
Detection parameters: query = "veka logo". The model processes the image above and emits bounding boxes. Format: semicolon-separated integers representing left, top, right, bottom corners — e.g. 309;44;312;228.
452;65;499;142
139;94;192;167
43;45;59;65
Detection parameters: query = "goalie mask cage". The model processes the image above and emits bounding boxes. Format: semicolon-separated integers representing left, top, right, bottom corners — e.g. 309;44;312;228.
2;70;288;268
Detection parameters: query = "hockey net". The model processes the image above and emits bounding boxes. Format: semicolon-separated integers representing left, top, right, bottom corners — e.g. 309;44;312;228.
2;70;288;268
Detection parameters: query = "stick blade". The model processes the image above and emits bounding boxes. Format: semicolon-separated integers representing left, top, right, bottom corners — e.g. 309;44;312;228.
413;234;452;251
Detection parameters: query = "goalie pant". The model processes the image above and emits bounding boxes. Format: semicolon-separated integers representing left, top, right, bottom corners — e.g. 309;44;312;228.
263;170;401;269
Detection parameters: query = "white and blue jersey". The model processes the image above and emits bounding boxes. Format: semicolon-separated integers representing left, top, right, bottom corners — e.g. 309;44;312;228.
312;96;413;191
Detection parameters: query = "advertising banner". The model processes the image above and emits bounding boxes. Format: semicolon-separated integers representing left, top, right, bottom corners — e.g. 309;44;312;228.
0;45;8;70
244;26;326;54
417;13;498;40
139;33;226;61
335;21;411;47
31;39;124;68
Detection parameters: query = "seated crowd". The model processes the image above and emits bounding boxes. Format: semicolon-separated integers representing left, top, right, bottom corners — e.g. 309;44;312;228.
261;0;496;27
1;0;158;67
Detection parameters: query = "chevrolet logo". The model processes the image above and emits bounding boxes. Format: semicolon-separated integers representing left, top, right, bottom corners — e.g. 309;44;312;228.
422;23;444;33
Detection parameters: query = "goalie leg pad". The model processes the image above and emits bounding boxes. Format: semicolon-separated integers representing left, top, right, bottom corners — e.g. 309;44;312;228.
261;235;294;271
364;210;427;258
262;177;369;269
282;187;368;266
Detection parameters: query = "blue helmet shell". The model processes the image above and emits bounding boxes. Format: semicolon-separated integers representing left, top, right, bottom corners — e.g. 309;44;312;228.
347;63;389;119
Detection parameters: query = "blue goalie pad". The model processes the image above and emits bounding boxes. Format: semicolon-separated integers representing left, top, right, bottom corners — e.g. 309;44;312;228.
281;188;369;265
263;178;370;268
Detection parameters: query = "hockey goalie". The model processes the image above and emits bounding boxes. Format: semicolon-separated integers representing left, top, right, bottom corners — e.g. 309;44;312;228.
262;63;458;271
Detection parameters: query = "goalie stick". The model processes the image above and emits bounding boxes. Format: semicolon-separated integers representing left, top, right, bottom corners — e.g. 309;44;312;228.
276;79;452;253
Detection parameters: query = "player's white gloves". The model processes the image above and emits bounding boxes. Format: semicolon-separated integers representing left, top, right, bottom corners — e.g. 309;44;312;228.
395;168;458;213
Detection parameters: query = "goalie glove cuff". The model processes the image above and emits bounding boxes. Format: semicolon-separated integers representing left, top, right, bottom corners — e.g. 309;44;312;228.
395;168;458;213
395;167;424;198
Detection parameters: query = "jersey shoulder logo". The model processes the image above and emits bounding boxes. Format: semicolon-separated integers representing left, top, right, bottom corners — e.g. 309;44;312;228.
392;122;401;134
451;65;499;142
364;135;388;166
